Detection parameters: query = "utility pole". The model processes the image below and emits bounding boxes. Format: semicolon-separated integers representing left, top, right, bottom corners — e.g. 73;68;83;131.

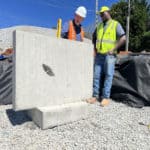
95;0;98;27
125;0;131;51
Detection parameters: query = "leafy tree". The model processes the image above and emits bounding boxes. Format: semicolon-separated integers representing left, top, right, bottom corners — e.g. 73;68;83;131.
142;31;150;51
111;0;150;52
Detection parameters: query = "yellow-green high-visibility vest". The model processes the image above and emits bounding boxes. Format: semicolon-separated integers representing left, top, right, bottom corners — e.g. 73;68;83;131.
96;19;118;54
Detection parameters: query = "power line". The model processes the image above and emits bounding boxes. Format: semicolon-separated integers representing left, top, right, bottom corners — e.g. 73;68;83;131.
42;0;76;9
41;0;95;14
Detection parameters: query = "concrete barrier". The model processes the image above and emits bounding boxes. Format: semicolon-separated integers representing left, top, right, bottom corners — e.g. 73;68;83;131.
13;30;93;110
28;101;89;129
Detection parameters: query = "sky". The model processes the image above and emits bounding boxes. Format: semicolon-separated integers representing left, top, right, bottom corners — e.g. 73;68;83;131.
0;0;119;29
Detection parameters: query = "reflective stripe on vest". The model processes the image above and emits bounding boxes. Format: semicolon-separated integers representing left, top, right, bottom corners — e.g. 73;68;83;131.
96;19;118;54
68;21;84;41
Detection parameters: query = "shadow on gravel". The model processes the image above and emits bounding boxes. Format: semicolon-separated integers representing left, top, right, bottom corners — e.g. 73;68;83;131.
6;109;31;125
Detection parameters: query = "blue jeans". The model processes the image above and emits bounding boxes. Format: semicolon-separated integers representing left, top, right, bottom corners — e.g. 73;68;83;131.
93;54;116;99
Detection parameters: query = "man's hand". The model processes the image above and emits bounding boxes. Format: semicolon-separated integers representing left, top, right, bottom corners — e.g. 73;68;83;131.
2;48;13;55
108;48;115;55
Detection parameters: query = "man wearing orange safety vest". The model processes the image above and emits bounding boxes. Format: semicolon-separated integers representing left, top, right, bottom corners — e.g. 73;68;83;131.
61;6;87;42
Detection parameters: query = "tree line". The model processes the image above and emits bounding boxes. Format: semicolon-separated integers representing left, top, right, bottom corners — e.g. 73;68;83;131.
111;0;150;52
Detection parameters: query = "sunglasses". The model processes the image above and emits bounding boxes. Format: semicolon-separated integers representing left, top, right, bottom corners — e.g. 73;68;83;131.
100;13;105;17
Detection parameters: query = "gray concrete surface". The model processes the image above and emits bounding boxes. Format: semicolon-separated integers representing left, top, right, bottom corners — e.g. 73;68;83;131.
13;30;93;110
27;101;89;129
0;25;91;52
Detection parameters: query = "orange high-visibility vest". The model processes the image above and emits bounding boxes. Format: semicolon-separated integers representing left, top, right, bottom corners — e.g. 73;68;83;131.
68;21;84;41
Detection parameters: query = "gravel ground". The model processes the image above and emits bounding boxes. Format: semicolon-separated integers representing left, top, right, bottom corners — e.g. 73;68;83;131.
0;101;150;150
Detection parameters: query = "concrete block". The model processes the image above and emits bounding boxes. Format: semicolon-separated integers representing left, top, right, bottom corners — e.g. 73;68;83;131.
12;30;93;110
27;101;89;129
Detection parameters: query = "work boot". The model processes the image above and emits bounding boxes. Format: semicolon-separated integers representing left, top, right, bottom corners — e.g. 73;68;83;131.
100;98;110;107
86;97;97;104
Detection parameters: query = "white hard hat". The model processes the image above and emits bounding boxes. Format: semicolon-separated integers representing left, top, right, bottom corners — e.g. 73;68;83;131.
75;6;87;18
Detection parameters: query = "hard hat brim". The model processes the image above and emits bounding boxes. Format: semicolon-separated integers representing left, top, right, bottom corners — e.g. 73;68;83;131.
96;10;110;14
97;6;110;14
75;12;86;18
100;9;110;13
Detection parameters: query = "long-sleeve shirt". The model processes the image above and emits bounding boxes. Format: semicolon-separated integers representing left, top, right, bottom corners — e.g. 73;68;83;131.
61;19;83;41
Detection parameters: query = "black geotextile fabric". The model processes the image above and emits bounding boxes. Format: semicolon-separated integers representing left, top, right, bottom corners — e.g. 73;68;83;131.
0;57;13;105
111;54;150;108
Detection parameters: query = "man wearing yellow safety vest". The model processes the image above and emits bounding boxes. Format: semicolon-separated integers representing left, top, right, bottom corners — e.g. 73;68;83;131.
61;6;87;42
87;6;126;106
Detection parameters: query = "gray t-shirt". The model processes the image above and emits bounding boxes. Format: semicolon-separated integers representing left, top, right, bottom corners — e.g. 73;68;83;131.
116;23;125;38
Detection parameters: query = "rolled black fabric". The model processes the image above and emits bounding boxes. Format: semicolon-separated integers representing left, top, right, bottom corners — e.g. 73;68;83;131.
0;57;13;105
111;54;150;108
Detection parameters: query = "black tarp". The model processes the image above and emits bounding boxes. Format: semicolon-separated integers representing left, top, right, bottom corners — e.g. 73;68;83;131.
111;54;150;108
0;57;13;105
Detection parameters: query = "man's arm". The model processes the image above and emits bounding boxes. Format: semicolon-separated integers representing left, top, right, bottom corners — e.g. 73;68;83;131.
110;35;126;53
61;22;69;39
92;28;97;56
109;23;126;54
